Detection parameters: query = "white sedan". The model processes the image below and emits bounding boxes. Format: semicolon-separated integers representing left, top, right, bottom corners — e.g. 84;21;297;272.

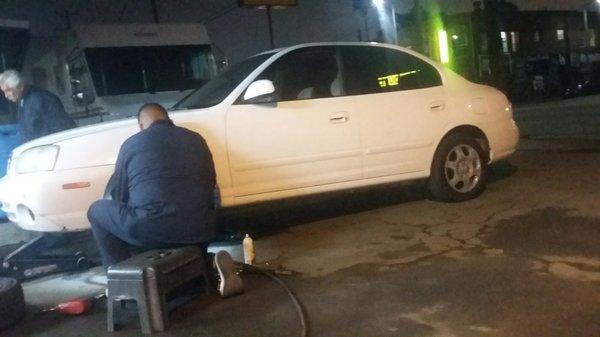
0;42;519;232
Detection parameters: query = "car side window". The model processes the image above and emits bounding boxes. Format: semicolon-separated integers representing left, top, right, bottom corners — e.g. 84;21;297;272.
341;46;442;95
412;57;443;89
253;47;341;102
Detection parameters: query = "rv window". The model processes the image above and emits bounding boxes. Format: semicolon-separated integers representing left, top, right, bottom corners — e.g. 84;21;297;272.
0;26;29;72
84;45;216;96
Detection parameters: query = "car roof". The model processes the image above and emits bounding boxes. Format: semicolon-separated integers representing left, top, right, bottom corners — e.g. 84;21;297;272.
256;42;441;69
263;41;422;57
264;41;402;51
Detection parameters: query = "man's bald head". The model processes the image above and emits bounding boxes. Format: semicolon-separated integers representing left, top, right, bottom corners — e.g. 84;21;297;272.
137;103;170;130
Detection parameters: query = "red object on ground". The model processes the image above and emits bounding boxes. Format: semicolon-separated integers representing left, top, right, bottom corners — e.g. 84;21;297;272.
52;298;92;315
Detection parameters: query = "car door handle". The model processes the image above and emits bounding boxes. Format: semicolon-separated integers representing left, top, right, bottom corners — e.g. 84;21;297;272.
430;102;445;111
329;113;349;123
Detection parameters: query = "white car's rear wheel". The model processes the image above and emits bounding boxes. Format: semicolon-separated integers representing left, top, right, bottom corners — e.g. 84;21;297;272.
428;133;487;202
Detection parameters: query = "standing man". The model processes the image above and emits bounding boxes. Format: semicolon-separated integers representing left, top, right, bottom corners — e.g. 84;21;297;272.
88;103;242;297
0;69;75;142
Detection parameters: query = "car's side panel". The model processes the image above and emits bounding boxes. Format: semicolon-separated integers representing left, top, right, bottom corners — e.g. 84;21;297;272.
357;86;447;178
170;108;233;205
232;169;429;206
426;85;518;167
225;96;362;197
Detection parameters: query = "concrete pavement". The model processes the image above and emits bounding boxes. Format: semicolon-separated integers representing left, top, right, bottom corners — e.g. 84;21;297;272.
3;143;599;337
515;94;600;139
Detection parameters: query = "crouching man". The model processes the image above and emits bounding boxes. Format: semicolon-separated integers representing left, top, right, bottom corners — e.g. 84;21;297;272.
88;103;242;297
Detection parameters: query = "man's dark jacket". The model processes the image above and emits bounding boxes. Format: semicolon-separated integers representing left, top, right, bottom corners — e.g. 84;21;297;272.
107;119;216;244
18;86;76;142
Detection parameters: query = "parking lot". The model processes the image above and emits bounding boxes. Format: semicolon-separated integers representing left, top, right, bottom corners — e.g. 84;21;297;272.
1;1;600;336
2;129;598;337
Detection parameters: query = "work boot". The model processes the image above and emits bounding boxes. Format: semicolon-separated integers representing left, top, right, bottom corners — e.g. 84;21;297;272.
213;251;243;297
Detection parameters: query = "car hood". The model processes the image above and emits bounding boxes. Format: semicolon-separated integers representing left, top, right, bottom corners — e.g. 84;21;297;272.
11;117;139;157
10;107;218;173
11;106;215;159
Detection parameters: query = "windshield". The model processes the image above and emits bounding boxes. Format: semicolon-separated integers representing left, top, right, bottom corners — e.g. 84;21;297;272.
85;45;217;96
172;52;275;110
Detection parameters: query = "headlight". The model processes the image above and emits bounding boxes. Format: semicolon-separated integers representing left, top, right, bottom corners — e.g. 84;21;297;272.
15;145;60;174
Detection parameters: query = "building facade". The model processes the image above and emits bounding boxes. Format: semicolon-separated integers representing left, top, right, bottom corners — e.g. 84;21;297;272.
397;0;600;101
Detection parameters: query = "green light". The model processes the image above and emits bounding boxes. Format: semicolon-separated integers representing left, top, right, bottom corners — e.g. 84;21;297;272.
438;30;449;64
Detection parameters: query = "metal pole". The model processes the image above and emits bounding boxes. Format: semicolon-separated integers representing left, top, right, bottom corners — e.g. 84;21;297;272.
390;4;398;44
150;0;159;23
267;5;274;49
597;2;600;48
564;12;572;69
1;52;6;71
584;9;589;47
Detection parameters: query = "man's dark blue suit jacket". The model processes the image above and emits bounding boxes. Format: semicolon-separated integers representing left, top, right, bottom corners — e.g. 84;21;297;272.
18;86;75;141
108;119;217;244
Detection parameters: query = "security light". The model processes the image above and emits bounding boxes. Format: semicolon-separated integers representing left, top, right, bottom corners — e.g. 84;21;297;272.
373;0;384;10
438;30;450;64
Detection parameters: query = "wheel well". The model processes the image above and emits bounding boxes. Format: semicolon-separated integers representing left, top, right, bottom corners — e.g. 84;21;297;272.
438;125;490;162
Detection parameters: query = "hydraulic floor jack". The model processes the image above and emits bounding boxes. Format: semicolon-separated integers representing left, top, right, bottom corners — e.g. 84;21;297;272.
0;232;94;280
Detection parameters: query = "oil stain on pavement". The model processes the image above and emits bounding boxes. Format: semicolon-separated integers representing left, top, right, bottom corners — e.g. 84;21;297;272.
484;207;600;282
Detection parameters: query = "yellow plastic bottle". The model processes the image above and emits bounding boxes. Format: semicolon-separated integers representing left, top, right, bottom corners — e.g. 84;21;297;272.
243;234;255;265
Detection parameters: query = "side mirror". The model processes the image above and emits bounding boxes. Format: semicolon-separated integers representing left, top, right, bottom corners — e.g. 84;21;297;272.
244;80;275;103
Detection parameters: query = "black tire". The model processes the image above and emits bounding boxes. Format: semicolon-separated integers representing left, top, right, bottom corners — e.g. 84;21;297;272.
0;277;25;330
428;133;487;202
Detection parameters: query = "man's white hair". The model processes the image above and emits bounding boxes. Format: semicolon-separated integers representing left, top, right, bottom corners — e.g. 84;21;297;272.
0;69;24;89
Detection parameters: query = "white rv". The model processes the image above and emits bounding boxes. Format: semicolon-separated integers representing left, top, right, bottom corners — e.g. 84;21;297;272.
23;23;218;125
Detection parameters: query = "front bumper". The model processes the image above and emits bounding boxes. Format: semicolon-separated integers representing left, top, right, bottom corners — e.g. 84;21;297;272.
0;166;113;232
